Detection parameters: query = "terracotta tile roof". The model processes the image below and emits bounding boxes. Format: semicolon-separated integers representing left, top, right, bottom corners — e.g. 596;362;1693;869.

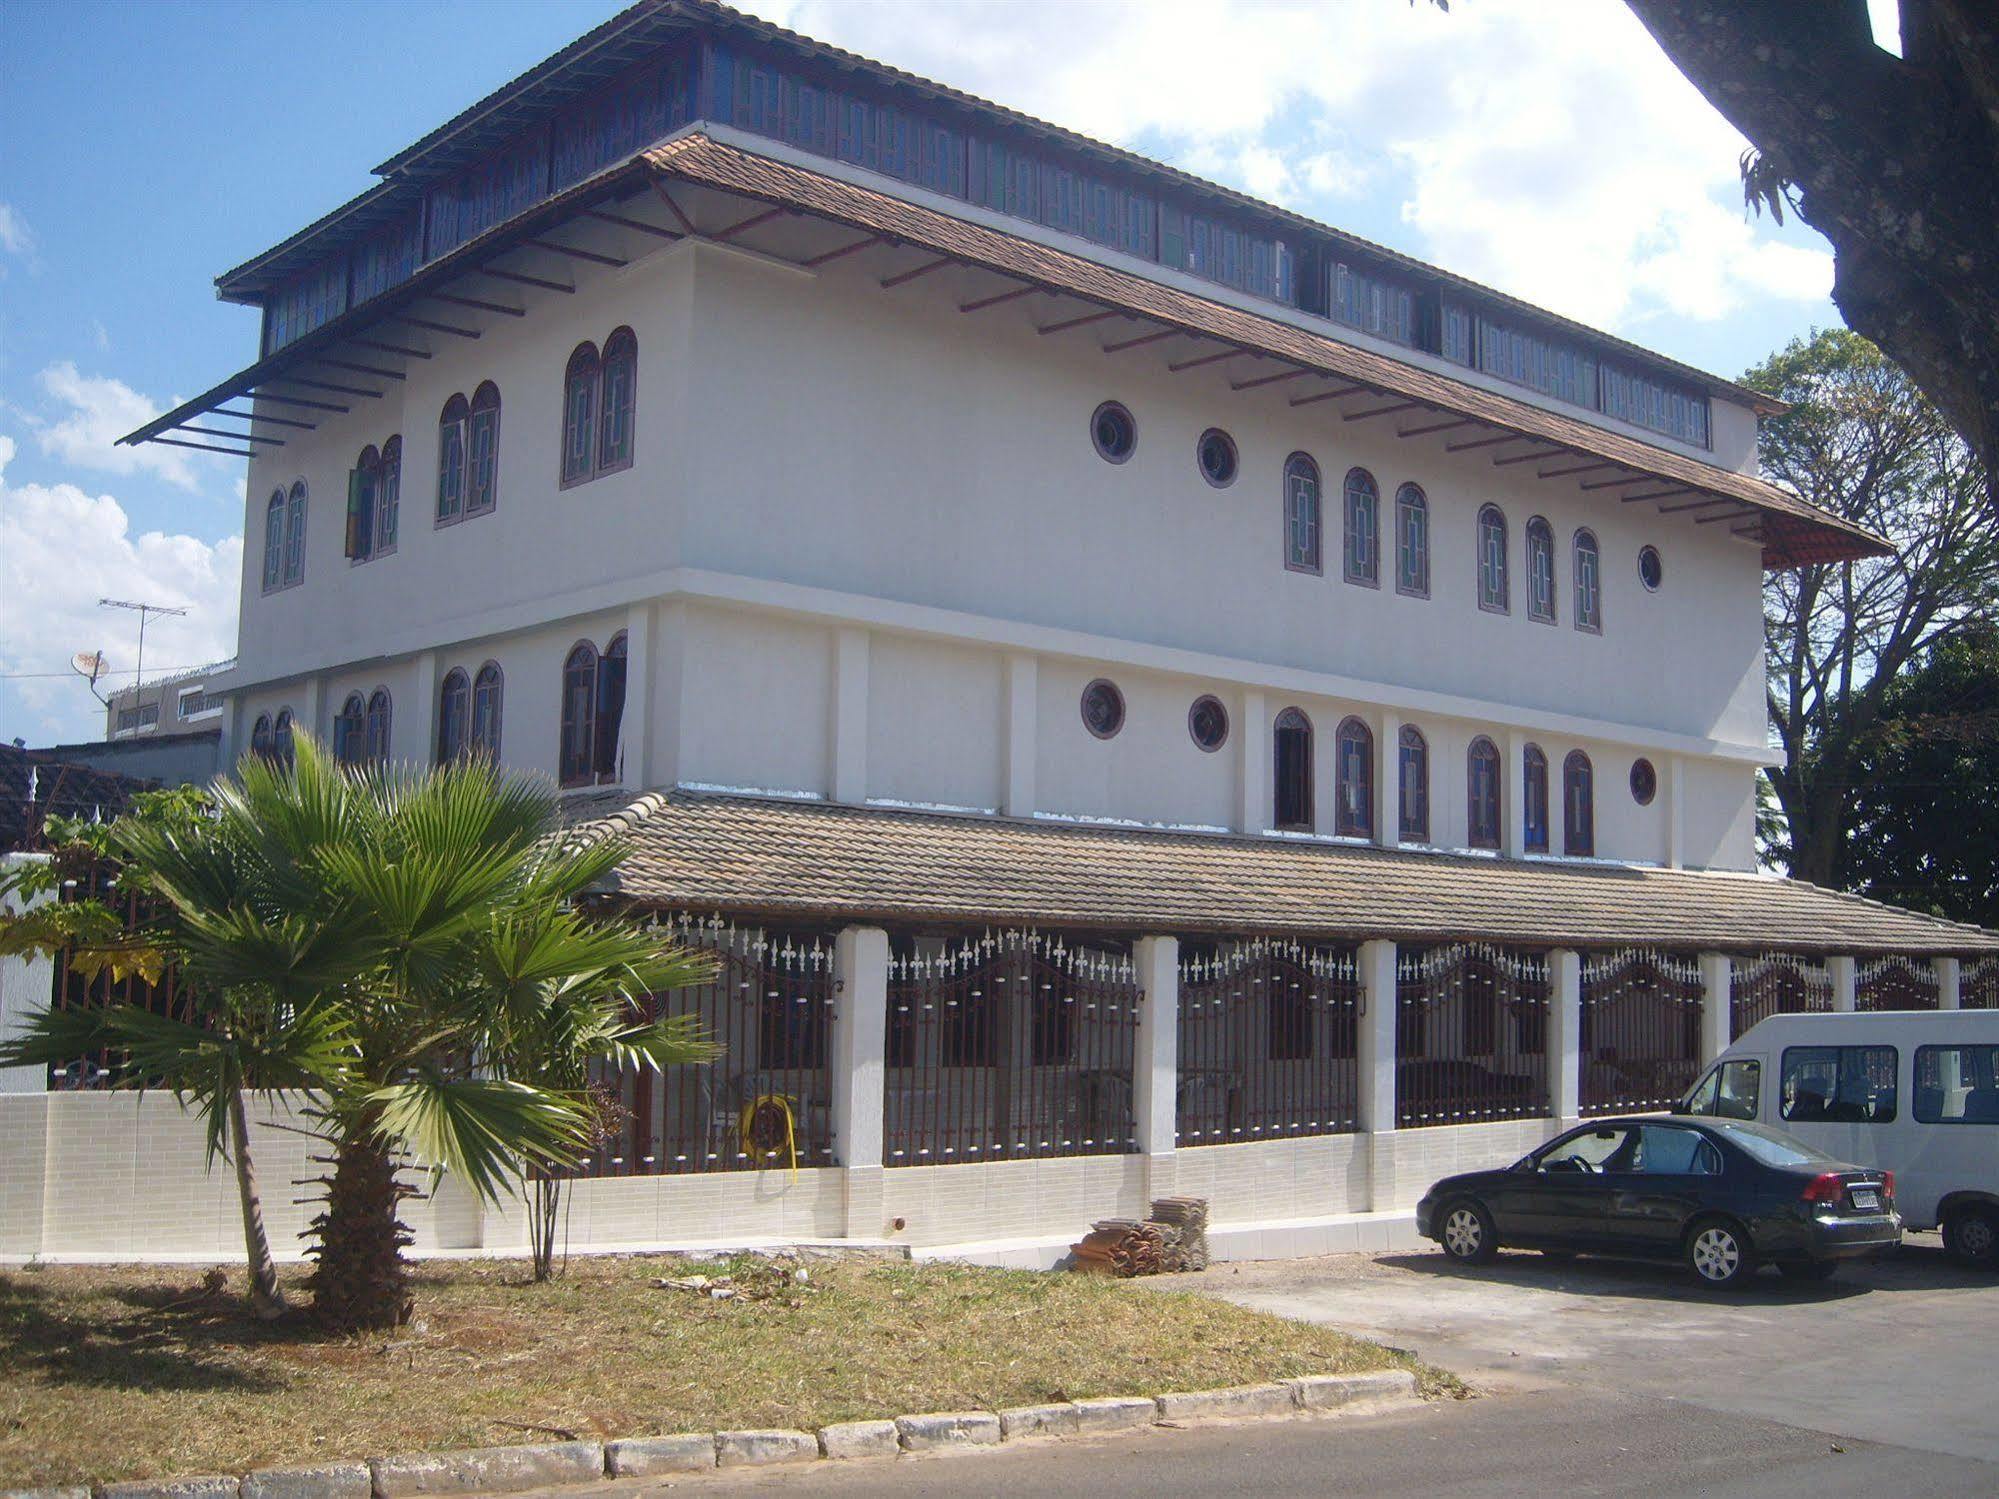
645;134;1885;570
568;790;1999;957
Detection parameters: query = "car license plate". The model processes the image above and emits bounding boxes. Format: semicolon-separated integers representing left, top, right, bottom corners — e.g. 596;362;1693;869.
1851;1189;1880;1211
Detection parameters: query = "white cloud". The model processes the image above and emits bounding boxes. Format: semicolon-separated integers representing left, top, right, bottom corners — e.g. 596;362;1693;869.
753;0;1832;336
0;433;241;744
0;203;32;264
31;361;213;492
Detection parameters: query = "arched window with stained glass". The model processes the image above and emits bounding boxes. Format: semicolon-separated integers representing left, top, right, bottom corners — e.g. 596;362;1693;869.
467;383;501;515
562;342;601;486
1398;725;1429;842
1468;736;1502;849
1395;483;1429;597
1523;743;1550;854
1283;453;1321;573
472;663;503;757
272;709;295;768
436;394;469;522
1564;750;1595;855
559;641;598;786
262;490;287;592
598;327;637;473
1344;468;1379;585
1273;707;1314;831
1335;716;1374;837
333;693;368;766
365;689;393;765
250;714;274;761
1526;516;1556;623
436;669;470;763
1574;529;1602;633
1477;505;1508;613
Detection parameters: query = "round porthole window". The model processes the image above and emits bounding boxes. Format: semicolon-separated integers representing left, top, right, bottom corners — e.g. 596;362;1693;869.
1638;545;1663;592
1630;757;1658;806
1188;694;1229;752
1081;679;1126;739
1091;401;1136;464
1197;428;1238;488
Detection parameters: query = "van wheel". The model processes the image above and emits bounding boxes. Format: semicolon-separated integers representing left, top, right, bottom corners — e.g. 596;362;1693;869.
1686;1217;1756;1289
1943;1206;1998;1268
1439;1201;1498;1265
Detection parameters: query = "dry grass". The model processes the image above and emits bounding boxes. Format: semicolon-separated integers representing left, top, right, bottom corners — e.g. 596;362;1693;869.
0;1255;1457;1486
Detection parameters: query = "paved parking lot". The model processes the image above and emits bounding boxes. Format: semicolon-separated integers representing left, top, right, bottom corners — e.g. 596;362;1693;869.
1159;1230;1999;1465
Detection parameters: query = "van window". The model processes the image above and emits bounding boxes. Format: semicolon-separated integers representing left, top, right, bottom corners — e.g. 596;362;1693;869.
1684;1058;1760;1120
1781;1046;1897;1123
1913;1044;1999;1124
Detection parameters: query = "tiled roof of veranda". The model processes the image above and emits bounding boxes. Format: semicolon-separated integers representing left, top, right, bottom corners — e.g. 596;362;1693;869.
561;789;1999;958
124;133;1886;571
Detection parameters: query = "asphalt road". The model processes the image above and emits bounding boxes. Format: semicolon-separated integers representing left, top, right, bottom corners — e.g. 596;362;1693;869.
504;1234;1999;1497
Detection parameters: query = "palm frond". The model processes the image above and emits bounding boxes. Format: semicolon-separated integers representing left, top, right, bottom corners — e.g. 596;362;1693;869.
365;1075;592;1203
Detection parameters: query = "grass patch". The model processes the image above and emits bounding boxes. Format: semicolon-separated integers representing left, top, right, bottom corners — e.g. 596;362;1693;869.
0;1255;1458;1485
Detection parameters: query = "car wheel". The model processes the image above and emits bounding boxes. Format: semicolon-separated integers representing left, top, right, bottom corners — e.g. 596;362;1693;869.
1778;1259;1838;1282
1686;1218;1756;1289
1439;1200;1498;1265
1942;1205;1999;1268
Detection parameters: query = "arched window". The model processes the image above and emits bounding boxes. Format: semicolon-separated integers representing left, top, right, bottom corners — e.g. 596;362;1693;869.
599;327;637;473
272;708;295;768
346;445;385;563
1335;716;1374;837
594;632;628;781
1283;453;1321;573
1574;529;1602;633
1467;736;1502;849
1343;468;1379;586
333;693;368;766
437;669;470;763
1564;750;1595;855
1523;744;1550;853
1477;505;1508;612
562;342;601;486
365;689;392;765
559;641;599;786
467;382;501;515
250;713;274;761
281;481;308;587
262;490;286;591
1395;482;1429;598
472;662;503;756
437;394;469;522
1526;516;1556;623
1273;707;1314;831
377;435;401;553
1398;725;1429;842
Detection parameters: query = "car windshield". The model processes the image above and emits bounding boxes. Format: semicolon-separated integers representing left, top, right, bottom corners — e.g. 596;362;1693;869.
1707;1119;1832;1168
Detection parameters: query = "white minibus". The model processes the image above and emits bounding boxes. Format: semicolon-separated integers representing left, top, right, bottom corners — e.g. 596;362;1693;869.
1677;1008;1999;1267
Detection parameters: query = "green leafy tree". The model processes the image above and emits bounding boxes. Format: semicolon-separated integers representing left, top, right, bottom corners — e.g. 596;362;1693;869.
1840;630;1999;924
1750;329;1999;884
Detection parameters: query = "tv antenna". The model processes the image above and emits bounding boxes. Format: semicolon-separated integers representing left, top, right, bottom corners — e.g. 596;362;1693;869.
98;598;187;693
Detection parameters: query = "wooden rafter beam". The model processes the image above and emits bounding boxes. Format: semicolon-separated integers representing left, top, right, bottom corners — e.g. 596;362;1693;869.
649;180;699;236
803;234;882;268
1537;459;1620;479
1101;328;1175;354
1037;309;1120;336
1397;416;1472;439
1446;431;1529;453
273;375;383;399
1493;446;1568;466
1623;487;1698;505
179;425;282;445
319;358;404;382
479;266;575;294
1578;472;1661;491
880;255;952;288
151;437;255;458
1167;348;1250;373
355;337;430;359
431;291;525;318
525;237;626;268
395;315;480;340
1696;507;1765;525
212;407;316;431
1230;367;1309;391
1289;382;1367;407
960;283;1039;313
1343;398;1422;423
1655;495;1737;514
584;208;681;240
712;205;788;241
248;390;350;413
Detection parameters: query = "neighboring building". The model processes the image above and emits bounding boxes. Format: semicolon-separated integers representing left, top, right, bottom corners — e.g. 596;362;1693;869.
25;730;223;793
0;744;154;853
85;0;1996;1261
103;661;232;742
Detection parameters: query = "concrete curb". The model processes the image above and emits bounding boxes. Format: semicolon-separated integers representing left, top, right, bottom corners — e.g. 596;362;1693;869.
22;1370;1421;1498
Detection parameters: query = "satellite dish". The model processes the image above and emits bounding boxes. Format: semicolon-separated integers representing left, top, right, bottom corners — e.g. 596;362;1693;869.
71;650;107;685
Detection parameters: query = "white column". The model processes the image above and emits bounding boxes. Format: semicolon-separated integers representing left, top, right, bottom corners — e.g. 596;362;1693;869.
1375;708;1401;848
1358;939;1399;1211
1551;948;1581;1123
1001;652;1036;818
832;925;888;1239
1505;730;1529;858
1132;935;1179;1200
1699;952;1733;1062
0;854;55;1094
1665;755;1686;870
1830;955;1858;1012
404;650;439;769
1238;689;1269;834
298;674;324;745
1937;956;1962;1011
620;601;656;788
830;626;870;805
653;600;688;791
218;693;243;775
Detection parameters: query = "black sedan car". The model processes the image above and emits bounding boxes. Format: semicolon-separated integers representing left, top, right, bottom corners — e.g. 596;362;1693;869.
1415;1116;1900;1288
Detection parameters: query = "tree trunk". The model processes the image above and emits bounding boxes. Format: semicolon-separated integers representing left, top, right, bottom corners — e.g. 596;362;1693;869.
307;1129;414;1332
528;1172;562;1282
228;1091;290;1320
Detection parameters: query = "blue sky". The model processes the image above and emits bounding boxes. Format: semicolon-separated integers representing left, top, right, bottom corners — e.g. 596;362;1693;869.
0;0;1866;746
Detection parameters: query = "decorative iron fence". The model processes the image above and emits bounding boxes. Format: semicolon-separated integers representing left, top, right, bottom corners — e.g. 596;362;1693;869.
1965;957;1999;1010
884;929;1139;1167
1394;944;1549;1127
47;853;188;1088
1580;950;1703;1116
583;915;836;1176
1176;939;1358;1146
1856;956;1939;1012
1730;953;1832;1039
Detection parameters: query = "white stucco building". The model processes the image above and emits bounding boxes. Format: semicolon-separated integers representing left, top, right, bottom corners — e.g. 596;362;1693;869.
14;0;1986;1264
